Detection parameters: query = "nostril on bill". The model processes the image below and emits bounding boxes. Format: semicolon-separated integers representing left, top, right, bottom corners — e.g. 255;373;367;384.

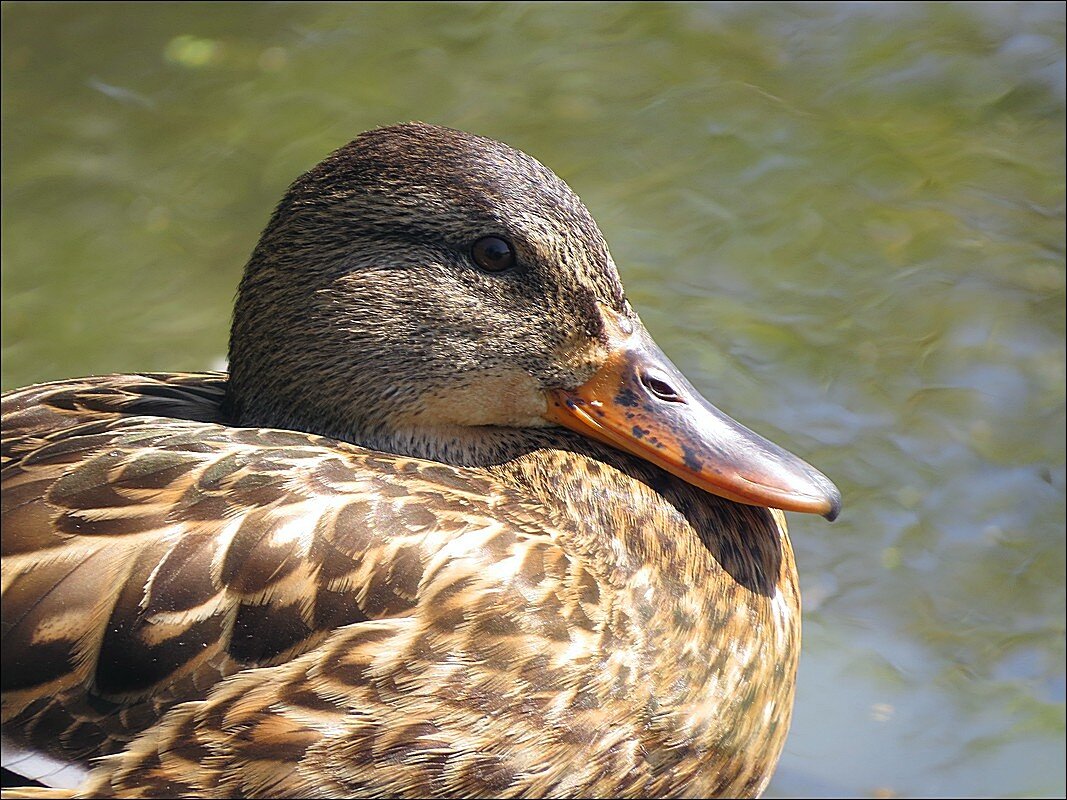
640;372;685;403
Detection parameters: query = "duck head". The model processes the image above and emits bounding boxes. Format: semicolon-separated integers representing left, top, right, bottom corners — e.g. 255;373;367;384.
227;123;840;519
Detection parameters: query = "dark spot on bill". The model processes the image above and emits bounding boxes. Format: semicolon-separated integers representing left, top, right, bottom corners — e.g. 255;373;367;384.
681;444;702;472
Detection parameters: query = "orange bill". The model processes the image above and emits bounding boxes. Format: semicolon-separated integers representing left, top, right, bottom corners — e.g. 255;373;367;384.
544;317;841;520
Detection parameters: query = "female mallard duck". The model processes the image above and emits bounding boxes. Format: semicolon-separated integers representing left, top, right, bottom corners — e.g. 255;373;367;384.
1;123;839;799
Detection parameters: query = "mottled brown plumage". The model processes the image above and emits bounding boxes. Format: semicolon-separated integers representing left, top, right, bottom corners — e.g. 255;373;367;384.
1;124;833;798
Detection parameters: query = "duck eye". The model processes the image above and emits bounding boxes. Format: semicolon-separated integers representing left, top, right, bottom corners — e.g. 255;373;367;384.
471;236;515;273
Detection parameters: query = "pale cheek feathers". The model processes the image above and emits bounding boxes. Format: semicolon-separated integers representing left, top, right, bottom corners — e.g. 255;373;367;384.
402;369;552;429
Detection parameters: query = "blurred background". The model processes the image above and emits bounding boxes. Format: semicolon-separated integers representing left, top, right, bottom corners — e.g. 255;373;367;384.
2;2;1063;797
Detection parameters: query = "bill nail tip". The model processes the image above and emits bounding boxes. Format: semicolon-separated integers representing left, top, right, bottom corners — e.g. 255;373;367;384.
823;488;842;521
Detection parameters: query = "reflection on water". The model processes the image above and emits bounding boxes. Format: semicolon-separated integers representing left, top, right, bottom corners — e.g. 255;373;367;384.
2;3;1063;797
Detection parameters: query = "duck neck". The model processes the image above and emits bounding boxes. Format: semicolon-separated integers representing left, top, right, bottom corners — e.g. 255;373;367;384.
351;423;567;468
225;376;554;469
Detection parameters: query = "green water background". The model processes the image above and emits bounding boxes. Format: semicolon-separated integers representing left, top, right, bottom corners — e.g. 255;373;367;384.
2;2;1064;797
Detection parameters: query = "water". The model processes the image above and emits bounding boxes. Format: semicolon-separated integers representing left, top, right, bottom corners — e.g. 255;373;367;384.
2;2;1064;797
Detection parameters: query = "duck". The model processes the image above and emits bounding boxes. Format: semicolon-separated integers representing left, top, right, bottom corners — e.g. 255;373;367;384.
0;123;840;799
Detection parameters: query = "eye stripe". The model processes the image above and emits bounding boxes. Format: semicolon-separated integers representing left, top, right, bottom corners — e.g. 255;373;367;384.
471;237;516;273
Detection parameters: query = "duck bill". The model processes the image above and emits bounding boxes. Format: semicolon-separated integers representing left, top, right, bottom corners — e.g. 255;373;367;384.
545;322;841;520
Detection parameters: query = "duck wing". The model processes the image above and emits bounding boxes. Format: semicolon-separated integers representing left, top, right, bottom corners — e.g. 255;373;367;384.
73;595;643;800
2;375;572;794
